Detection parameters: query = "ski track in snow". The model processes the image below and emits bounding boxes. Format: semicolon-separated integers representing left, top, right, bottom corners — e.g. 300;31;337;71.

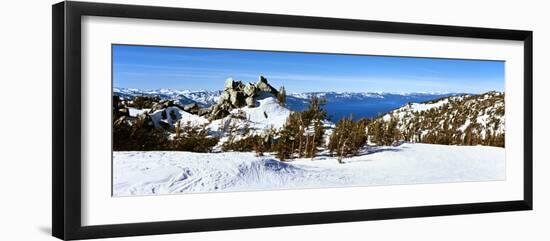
113;143;505;197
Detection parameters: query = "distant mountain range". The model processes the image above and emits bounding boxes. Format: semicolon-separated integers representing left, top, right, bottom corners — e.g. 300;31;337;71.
114;88;222;107
114;87;460;121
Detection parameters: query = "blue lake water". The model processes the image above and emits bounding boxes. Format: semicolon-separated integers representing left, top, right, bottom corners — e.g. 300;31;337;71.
286;93;455;121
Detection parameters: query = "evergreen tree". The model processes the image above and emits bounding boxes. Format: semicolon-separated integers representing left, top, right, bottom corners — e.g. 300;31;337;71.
275;95;328;160
351;118;368;154
328;116;367;163
275;112;301;160
383;116;397;146
303;95;327;159
277;86;287;106
368;120;385;145
301;95;327;124
306;119;325;159
171;123;219;152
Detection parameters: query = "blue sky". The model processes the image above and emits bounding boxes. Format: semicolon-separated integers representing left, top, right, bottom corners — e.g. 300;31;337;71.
113;44;504;94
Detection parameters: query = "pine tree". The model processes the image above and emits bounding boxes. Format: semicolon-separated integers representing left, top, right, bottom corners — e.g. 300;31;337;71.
171;123;219;152
383;116;399;146
307;119;325;159
301;95;327;124
225;117;238;145
275;95;328;160
175;121;181;139
276;112;301;160
303;95;327;158
328;116;367;163
367;120;382;145
350;118;368;154
297;115;305;157
277;86;287;106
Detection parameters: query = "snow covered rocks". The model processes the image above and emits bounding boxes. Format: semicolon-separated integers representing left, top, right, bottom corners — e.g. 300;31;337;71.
209;76;280;120
112;75;293;153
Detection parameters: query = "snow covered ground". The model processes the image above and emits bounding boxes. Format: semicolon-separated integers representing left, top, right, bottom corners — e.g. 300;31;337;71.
207;97;291;134
113;143;505;197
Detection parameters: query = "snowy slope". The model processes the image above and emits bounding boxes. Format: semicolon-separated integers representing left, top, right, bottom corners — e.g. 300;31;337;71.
208;97;292;134
127;107;150;117
113;143;505;196
230;97;291;130
382;95;463;121
377;92;505;142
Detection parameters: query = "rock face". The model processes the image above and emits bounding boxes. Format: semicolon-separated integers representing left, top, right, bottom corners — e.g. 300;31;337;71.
183;103;200;114
113;95;130;120
148;100;205;115
256;76;279;94
209;76;279;120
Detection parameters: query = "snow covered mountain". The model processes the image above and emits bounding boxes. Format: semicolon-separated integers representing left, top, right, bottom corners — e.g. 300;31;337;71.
371;91;505;146
114;87;457;121
114;87;221;107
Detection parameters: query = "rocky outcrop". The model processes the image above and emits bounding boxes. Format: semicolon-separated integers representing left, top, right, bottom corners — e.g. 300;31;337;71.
197;107;212;117
147;100;204;116
113;95;130;120
256;76;279;94
183;103;200;115
209;76;279;120
113;76;281;126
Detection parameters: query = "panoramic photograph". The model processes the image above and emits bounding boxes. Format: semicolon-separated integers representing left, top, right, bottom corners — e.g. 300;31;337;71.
111;44;505;197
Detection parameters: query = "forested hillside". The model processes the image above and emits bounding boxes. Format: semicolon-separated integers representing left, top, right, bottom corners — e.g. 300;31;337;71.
367;91;505;147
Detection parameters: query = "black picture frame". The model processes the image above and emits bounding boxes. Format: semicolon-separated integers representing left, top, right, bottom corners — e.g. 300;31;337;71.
52;1;533;240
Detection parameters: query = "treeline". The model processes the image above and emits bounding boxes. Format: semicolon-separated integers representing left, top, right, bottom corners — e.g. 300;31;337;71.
114;118;219;152
366;116;504;148
113;106;219;152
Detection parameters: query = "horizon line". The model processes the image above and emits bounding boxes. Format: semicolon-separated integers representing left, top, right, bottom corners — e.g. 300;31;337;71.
113;86;504;96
